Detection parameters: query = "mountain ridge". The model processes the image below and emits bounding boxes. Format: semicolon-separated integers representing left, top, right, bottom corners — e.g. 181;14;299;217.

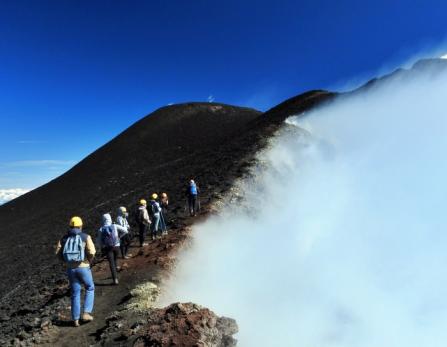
1;57;447;345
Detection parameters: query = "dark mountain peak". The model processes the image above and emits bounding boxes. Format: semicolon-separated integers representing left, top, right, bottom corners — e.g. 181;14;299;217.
260;90;336;124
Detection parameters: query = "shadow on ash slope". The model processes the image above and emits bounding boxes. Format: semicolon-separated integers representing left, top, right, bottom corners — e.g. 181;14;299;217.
160;70;447;346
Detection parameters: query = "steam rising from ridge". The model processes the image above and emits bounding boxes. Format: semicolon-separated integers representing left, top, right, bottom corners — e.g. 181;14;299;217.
160;65;447;346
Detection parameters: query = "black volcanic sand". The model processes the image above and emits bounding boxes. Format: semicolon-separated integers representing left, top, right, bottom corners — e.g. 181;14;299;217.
0;93;334;345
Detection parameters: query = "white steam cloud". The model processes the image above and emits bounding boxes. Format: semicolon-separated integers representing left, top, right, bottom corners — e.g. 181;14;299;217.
160;63;447;346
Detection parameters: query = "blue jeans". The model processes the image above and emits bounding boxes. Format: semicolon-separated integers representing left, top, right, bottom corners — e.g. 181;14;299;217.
159;212;167;232
67;267;95;320
151;213;160;238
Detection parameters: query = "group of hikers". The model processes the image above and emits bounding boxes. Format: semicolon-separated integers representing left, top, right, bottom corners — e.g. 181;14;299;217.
55;179;200;327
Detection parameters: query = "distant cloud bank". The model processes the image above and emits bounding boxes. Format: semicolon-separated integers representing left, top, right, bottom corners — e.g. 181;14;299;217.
0;188;30;204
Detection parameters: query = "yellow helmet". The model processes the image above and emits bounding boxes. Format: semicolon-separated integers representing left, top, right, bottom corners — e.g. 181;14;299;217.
69;216;83;228
139;199;147;206
151;193;158;200
119;206;127;213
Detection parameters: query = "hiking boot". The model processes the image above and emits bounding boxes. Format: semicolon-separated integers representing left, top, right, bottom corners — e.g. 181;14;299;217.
82;313;94;322
73;320;80;327
113;278;119;285
142;242;148;246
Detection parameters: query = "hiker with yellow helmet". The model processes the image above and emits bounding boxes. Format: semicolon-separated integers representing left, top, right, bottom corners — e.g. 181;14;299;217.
149;193;162;240
55;216;96;327
135;199;151;247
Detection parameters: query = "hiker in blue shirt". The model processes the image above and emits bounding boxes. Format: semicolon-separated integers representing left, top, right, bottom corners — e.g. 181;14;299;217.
97;213;127;285
186;179;199;216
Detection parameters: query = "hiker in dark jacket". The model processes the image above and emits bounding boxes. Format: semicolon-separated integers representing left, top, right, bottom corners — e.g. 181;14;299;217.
160;192;169;234
55;216;96;327
186;179;199;216
116;206;131;259
135;199;151;247
97;213;127;285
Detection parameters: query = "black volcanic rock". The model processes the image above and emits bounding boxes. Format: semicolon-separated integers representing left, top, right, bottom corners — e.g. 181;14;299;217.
96;302;238;347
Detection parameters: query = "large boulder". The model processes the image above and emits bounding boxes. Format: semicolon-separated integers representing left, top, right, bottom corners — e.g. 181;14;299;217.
97;302;238;347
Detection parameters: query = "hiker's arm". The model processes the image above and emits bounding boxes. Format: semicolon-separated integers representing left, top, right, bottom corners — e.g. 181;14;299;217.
55;240;63;261
85;235;96;262
116;224;128;236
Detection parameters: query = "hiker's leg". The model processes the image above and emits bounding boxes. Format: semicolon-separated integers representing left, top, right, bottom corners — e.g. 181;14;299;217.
113;247;119;268
138;224;145;246
120;239;125;258
106;247;118;281
67;268;81;321
188;196;194;215
150;220;156;240
78;267;94;314
122;235;129;257
192;195;197;215
160;213;166;233
154;214;160;237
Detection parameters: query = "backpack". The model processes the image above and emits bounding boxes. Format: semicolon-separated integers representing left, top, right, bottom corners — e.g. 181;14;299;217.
101;225;118;247
62;233;87;263
189;182;197;195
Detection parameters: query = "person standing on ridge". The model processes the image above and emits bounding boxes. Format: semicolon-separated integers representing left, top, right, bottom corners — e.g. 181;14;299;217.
97;213;127;285
186;179;199;216
160;192;169;234
149;193;162;240
135;199;151;246
116;206;131;259
55;216;96;327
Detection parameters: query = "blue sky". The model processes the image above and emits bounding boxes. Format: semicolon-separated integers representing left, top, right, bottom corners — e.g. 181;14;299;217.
1;0;447;195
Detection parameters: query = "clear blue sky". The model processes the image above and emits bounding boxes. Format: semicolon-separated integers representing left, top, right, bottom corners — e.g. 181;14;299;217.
1;0;446;193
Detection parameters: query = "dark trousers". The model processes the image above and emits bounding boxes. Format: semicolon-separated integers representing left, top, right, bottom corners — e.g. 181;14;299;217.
138;223;148;246
120;234;130;258
188;195;197;215
103;246;119;281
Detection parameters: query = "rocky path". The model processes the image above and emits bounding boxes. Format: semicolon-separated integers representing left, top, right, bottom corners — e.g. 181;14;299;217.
13;221;190;347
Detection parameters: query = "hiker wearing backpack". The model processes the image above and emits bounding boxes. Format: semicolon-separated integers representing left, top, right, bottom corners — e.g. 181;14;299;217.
149;193;162;240
186;179;199;216
55;216;96;327
116;206;131;259
136;199;151;247
97;213;127;285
